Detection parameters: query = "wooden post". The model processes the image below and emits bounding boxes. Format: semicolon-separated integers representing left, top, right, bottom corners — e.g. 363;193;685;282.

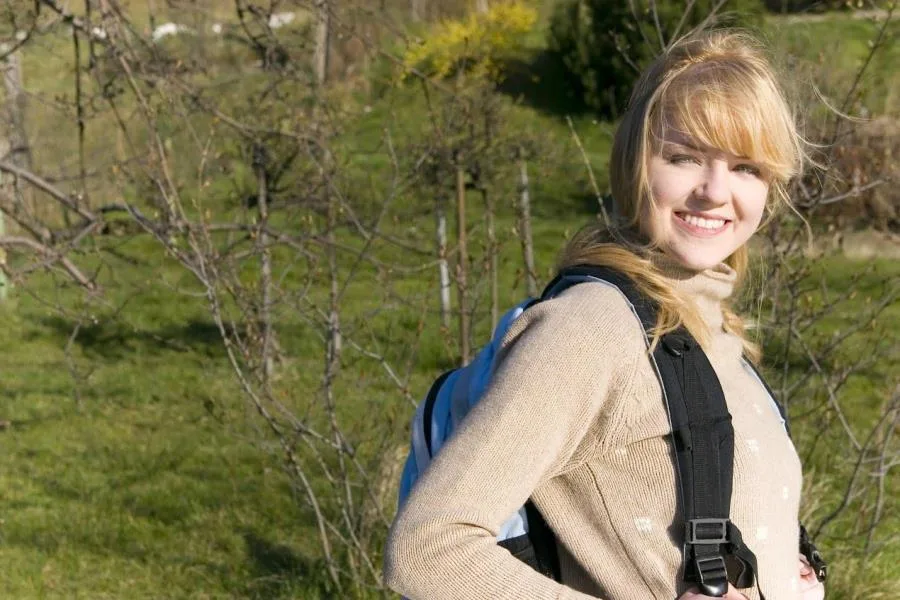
516;147;537;297
455;159;470;365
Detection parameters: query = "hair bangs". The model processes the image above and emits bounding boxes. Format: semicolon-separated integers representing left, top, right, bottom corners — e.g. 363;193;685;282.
653;62;799;182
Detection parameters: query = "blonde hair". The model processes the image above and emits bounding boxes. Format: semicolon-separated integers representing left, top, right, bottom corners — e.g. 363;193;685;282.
559;30;804;361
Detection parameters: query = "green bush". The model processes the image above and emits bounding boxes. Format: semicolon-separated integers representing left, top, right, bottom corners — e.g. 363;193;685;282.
762;0;853;13
547;0;765;117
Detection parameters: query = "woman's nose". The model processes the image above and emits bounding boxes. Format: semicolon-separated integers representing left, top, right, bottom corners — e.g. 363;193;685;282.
695;162;730;205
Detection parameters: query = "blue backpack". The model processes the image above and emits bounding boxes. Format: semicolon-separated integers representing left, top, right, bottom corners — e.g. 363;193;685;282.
396;265;826;597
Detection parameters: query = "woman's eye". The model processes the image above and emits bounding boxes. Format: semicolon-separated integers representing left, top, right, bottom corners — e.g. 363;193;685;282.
735;163;762;176
669;154;699;165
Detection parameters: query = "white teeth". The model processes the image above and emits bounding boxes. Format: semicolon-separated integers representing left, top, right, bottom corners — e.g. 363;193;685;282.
681;214;726;229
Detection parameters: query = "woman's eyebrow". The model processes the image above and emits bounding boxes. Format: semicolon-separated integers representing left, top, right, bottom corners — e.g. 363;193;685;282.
662;139;753;161
661;138;702;152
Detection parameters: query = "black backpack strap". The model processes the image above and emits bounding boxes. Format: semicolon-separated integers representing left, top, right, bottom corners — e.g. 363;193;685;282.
550;265;765;598
422;369;456;453
654;331;755;597
524;500;562;581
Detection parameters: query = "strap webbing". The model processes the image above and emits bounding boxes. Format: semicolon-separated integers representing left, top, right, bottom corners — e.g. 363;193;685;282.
545;266;764;598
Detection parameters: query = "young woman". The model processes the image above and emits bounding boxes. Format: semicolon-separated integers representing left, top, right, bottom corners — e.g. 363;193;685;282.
384;30;825;600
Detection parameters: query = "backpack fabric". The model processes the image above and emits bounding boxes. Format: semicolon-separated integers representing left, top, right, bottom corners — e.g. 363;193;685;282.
397;265;825;598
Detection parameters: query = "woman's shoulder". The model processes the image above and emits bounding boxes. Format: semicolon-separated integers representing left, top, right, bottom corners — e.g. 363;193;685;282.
501;280;648;355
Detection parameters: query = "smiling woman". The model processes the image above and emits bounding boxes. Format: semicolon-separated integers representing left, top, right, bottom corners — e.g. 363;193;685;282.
560;30;805;356
384;30;825;600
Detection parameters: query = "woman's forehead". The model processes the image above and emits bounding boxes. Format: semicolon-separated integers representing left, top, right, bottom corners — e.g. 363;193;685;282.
652;96;766;155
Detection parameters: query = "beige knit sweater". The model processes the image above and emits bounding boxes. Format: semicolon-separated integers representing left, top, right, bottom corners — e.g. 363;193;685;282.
384;260;803;600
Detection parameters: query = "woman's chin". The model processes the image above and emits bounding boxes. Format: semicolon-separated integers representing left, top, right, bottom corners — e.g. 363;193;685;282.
665;249;727;272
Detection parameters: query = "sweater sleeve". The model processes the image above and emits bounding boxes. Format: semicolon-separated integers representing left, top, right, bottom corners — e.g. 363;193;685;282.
383;283;647;600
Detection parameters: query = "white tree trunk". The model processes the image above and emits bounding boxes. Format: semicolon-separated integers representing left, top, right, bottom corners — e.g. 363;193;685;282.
411;0;427;22
254;153;274;379
436;202;451;329
315;0;331;86
0;163;6;299
475;0;489;14
455;163;470;365
1;48;30;300
517;151;537;297
2;50;31;187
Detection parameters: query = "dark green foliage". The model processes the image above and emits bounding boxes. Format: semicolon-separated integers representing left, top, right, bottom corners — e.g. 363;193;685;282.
547;0;765;117
762;0;850;12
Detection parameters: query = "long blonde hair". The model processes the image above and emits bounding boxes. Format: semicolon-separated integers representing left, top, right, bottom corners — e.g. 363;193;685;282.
559;30;804;361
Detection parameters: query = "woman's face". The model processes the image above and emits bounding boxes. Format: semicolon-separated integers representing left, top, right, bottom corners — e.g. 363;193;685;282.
642;131;770;271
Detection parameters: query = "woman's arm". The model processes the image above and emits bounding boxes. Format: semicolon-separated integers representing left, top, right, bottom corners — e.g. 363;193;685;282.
383;284;645;600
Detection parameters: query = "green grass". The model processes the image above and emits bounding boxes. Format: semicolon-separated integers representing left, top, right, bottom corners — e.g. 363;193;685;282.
0;290;322;598
752;255;900;600
2;224;896;599
764;12;900;116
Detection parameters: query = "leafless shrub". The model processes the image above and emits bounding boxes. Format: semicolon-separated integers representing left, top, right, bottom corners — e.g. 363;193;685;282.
815;115;900;231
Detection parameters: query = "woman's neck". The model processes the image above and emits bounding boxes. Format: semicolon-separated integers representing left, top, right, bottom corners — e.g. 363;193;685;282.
649;251;736;332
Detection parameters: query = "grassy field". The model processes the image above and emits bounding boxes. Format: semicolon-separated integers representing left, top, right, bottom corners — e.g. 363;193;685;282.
2;222;897;600
1;3;898;599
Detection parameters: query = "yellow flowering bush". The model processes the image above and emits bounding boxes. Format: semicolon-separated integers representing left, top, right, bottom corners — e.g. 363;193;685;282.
403;1;537;80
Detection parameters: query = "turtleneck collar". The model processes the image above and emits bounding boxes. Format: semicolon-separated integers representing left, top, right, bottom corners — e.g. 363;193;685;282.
648;251;737;332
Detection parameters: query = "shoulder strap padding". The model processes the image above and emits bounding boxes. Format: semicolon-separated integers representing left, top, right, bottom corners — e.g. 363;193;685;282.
549;265;764;597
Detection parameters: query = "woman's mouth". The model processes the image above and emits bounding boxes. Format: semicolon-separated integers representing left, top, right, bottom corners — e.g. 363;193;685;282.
674;212;731;236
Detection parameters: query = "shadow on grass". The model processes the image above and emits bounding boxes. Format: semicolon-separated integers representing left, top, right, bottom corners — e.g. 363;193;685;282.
36;315;226;360
35;314;321;362
497;49;588;118
242;530;332;598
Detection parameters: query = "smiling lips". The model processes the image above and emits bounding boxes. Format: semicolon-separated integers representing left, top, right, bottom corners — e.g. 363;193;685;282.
674;211;731;236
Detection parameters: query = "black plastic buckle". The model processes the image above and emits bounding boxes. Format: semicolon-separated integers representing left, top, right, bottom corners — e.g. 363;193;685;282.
694;556;728;597
801;543;827;583
687;518;729;545
799;524;827;582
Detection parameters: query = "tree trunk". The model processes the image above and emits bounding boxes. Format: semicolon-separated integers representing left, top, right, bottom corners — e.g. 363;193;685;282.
482;186;498;332
326;161;341;359
2;50;32;205
3;52;31;175
0;49;31;300
475;0;489;14
455;161;470;365
516;148;537;297
411;0;427;22
0;185;6;300
0;135;7;301
436;199;452;329
254;148;274;379
315;0;331;86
